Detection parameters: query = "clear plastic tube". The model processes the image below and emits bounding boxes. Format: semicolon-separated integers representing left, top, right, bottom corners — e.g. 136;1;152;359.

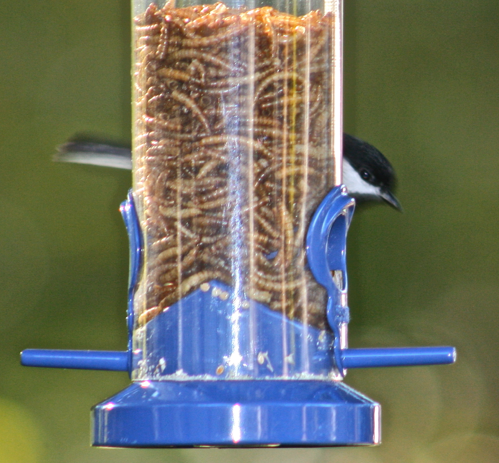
131;0;341;380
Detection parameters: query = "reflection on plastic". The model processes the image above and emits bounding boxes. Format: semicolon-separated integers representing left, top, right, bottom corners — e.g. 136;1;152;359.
231;404;242;444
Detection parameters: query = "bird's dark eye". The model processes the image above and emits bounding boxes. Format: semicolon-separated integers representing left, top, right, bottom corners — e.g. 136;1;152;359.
360;169;372;182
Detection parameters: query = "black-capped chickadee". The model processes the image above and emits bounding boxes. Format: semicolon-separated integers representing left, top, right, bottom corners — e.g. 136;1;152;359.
55;133;401;210
342;133;401;210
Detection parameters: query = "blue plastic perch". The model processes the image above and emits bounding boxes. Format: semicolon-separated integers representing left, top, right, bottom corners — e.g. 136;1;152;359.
21;346;456;371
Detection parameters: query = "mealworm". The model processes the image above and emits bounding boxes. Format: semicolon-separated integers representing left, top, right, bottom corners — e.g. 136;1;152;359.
183;24;248;48
171;89;212;133
199;135;273;159
200;233;231;245
187;59;206;82
245;287;272;304
179;270;224;298
167;177;227;191
255;212;280;239
158;205;202;218
199;252;231;273
138;306;163;325
137;34;160;46
194;196;230;210
204;70;270;88
143;114;182;132
160;246;200;283
192;214;228;229
181;150;227;164
196;185;229;202
150;235;175;251
157;68;193;83
168;49;234;71
255;72;303;101
156;240;196;264
299;25;329;64
197;158;224;178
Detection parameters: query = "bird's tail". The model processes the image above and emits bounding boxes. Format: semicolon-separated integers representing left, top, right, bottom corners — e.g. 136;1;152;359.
54;141;132;170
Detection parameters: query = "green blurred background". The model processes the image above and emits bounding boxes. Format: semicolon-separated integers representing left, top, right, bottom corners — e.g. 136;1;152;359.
1;0;498;461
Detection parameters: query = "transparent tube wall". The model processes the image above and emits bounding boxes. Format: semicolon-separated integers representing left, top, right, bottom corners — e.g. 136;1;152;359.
132;0;340;380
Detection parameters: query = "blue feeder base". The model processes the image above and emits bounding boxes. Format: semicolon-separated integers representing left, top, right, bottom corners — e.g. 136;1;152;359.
92;380;380;447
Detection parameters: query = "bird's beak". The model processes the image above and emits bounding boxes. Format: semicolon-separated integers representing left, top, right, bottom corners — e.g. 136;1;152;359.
380;189;403;211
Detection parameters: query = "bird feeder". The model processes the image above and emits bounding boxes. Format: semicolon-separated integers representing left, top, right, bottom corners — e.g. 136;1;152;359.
21;0;455;447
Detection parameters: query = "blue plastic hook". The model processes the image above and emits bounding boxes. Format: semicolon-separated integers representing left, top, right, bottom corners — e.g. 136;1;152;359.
306;185;355;374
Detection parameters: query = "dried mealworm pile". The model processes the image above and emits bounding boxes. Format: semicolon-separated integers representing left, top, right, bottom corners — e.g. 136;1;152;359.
134;2;336;329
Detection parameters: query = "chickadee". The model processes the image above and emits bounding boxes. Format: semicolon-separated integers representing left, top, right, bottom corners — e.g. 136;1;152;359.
55;133;401;210
342;133;401;210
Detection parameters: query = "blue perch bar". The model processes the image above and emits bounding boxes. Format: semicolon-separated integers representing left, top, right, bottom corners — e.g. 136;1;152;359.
21;346;456;371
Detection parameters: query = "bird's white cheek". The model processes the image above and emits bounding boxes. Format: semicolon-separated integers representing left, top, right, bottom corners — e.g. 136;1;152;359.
342;162;381;197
